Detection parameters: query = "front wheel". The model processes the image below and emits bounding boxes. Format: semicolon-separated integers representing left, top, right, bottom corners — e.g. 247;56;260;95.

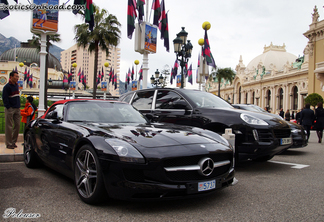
24;131;39;168
74;145;107;204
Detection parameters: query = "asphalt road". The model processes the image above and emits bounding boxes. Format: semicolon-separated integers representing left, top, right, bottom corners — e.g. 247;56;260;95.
1;131;324;221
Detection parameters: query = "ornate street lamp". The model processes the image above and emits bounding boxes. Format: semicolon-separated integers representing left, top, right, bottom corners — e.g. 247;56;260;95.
173;27;193;88
150;69;165;88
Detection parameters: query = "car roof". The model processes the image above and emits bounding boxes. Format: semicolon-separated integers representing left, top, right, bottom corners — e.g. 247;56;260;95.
52;99;125;106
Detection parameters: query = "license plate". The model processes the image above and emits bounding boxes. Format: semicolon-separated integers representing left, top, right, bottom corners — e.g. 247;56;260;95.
280;137;292;145
198;180;216;192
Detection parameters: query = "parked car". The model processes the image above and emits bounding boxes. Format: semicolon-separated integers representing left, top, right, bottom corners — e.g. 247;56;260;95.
23;99;235;204
119;88;292;162
232;104;308;148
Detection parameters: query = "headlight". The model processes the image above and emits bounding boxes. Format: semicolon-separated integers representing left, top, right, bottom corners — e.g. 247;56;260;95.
291;129;301;133
240;113;268;125
105;139;145;163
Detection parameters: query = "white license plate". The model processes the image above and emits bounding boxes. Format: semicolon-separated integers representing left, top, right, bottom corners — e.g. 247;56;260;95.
198;180;216;192
280;137;292;145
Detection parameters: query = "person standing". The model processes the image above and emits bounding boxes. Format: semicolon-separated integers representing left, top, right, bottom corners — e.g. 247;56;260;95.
296;108;302;125
300;103;315;142
279;108;284;118
2;71;21;149
315;102;324;143
20;96;37;128
285;109;291;121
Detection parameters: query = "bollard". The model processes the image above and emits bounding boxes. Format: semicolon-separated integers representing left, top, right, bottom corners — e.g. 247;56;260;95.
222;128;235;150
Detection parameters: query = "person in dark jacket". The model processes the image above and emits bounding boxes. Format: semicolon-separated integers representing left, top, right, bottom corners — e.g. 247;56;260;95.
296;109;302;124
279;108;284;118
315;102;324;143
2;71;21;149
285;109;290;121
300;103;315;142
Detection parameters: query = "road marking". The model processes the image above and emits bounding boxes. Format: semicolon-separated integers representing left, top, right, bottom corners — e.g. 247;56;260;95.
268;160;310;169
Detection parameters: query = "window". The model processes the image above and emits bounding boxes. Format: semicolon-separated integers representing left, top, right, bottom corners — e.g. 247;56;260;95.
155;90;187;109
120;93;134;104
46;104;64;119
132;91;155;110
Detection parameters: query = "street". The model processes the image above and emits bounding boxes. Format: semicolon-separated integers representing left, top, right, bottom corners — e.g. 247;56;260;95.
1;131;324;221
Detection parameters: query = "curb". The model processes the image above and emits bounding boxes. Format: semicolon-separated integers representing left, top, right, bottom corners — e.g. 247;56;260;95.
0;154;24;162
0;134;24;163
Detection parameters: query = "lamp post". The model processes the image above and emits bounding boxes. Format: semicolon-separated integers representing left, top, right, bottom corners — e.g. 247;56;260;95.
173;27;193;88
150;69;165;88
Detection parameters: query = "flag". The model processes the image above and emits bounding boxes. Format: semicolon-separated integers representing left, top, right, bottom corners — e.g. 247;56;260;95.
14;66;17;72
23;67;27;81
198;53;201;67
80;70;84;83
136;0;145;23
196;64;199;84
159;0;169;52
127;68;131;84
170;68;174;84
101;66;104;81
125;74;128;90
152;0;161;26
184;63;188;77
131;65;134;80
0;0;10;20
114;72;117;89
203;28;216;68
172;59;179;79
127;0;137;39
111;69;115;85
97;70;101;85
83;75;87;89
26;69;30;84
188;64;193;85
73;0;94;31
108;67;112;83
29;74;33;88
63;74;68;89
68;70;73;83
138;65;143;81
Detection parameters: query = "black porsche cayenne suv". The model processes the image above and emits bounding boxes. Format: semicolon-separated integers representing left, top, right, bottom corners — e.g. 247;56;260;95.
119;88;292;162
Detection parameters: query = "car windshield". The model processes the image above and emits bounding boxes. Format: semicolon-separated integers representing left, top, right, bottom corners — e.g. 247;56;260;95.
185;90;233;108
66;101;147;124
250;105;268;113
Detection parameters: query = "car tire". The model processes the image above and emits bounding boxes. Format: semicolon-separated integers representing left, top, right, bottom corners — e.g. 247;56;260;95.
74;145;107;204
24;131;39;168
253;155;274;162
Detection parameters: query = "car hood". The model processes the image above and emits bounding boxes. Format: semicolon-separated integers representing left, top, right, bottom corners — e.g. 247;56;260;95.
78;122;228;148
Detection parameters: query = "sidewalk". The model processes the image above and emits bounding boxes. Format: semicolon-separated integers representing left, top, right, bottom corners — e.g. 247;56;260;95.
0;134;24;162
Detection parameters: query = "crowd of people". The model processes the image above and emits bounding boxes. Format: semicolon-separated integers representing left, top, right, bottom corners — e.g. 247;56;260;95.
278;103;324;143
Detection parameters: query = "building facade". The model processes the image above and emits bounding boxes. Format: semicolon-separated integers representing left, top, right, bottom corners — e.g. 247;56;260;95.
207;6;324;114
60;44;121;96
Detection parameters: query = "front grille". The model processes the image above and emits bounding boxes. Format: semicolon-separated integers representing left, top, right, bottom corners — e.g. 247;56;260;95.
165;165;230;181
164;154;230;167
257;129;273;142
273;129;291;138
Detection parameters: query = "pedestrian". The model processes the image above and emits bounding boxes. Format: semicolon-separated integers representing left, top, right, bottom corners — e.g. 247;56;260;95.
300;103;315;142
315;102;324;143
20;96;37;128
291;111;295;120
2;71;21;149
285;109;291;121
279;108;284;118
296;108;302;124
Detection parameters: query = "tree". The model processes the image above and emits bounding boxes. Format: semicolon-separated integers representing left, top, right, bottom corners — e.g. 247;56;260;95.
304;93;324;107
209;67;236;97
74;6;121;99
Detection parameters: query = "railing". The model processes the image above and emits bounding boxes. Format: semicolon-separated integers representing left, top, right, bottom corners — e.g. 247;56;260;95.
0;111;32;134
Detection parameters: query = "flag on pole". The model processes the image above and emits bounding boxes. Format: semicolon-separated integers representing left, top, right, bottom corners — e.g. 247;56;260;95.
29;74;33;88
170;68;174;84
101;66;104;81
125;74;128;90
0;0;10;20
63;74;68;89
97;70;101;85
23;67;27;81
83;75;87;89
114;72;117;89
159;0;169;52
152;0;161;26
127;0;137;39
68;70;73;83
131;65;134;80
203;28;216;68
188;64;193;85
73;0;94;31
172;59;179;79
136;0;145;23
26;69;30;84
138;65;143;81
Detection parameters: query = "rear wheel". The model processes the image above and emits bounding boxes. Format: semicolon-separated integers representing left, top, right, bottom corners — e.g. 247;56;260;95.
74;145;107;204
24;131;39;168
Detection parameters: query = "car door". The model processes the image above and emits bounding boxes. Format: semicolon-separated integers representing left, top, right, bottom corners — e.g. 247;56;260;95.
131;90;156;115
152;89;193;126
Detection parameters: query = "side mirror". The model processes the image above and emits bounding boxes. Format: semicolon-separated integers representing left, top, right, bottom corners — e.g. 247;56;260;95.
172;100;190;110
46;111;58;120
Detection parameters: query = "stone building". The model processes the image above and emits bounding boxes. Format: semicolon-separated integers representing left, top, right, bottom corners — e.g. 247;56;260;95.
207;6;324;114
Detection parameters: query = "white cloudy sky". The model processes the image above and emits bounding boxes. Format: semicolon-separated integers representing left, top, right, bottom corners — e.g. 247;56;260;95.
1;0;323;89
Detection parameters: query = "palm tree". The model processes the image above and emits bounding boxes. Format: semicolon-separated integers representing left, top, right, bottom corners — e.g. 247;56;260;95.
209;67;236;97
74;6;121;99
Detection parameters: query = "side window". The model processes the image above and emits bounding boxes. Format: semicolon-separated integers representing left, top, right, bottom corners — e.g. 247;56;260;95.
156;90;188;109
131;91;155;110
120;93;134;104
46;104;64;119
